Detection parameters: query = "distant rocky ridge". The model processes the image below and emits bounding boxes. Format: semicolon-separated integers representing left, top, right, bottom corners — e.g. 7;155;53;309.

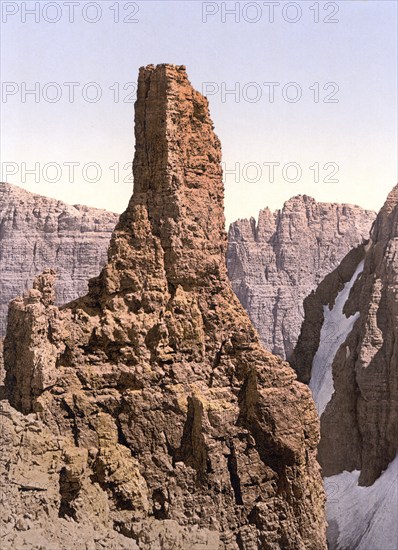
227;196;375;360
0;183;119;336
0;186;375;354
1;64;327;549
293;184;398;549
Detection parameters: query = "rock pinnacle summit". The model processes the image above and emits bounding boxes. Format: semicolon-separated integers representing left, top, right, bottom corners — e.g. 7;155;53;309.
4;64;327;549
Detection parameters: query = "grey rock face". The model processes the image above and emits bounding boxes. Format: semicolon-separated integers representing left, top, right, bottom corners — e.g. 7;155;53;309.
227;195;375;359
0;183;119;335
294;184;398;483
293;184;398;550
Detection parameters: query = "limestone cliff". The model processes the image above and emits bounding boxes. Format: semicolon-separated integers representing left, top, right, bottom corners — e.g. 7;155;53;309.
293;184;398;549
227;197;375;360
0;183;119;336
3;64;327;549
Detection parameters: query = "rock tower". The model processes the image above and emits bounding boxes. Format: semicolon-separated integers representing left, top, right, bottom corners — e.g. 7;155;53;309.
4;64;326;549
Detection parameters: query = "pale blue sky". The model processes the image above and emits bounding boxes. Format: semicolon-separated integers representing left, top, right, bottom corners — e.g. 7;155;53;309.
1;0;397;224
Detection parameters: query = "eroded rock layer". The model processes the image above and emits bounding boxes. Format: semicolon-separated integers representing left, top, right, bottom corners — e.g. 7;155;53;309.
3;64;327;549
0;399;137;549
227;197;375;360
0;182;119;336
293;184;398;549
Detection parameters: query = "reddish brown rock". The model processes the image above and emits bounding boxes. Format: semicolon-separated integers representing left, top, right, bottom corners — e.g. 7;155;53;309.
4;64;326;549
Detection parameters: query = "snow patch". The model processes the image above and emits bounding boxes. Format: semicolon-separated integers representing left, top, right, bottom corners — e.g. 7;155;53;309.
325;454;398;550
309;260;364;416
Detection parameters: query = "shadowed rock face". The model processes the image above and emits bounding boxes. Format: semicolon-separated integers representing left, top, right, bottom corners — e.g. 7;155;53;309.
227;197;375;360
293;184;398;548
4;64;326;549
294;184;398;484
0;183;119;336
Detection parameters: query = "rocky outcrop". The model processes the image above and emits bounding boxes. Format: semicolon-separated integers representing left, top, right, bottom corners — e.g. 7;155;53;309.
3;64;327;549
227;197;375;360
0;399;137;549
293;184;398;549
0;183;119;336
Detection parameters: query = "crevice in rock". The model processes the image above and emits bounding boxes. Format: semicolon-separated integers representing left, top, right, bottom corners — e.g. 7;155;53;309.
113;520;139;541
227;441;243;505
209;339;225;387
175;397;208;483
163;430;177;467
58;467;79;520
236;531;246;550
113;400;132;450
60;400;79;446
152;487;168;519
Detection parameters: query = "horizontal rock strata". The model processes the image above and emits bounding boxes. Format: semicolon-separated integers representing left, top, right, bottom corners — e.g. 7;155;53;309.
227;197;375;360
0;182;119;336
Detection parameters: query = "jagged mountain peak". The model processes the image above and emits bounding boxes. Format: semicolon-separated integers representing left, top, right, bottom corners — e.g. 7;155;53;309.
227;196;375;359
